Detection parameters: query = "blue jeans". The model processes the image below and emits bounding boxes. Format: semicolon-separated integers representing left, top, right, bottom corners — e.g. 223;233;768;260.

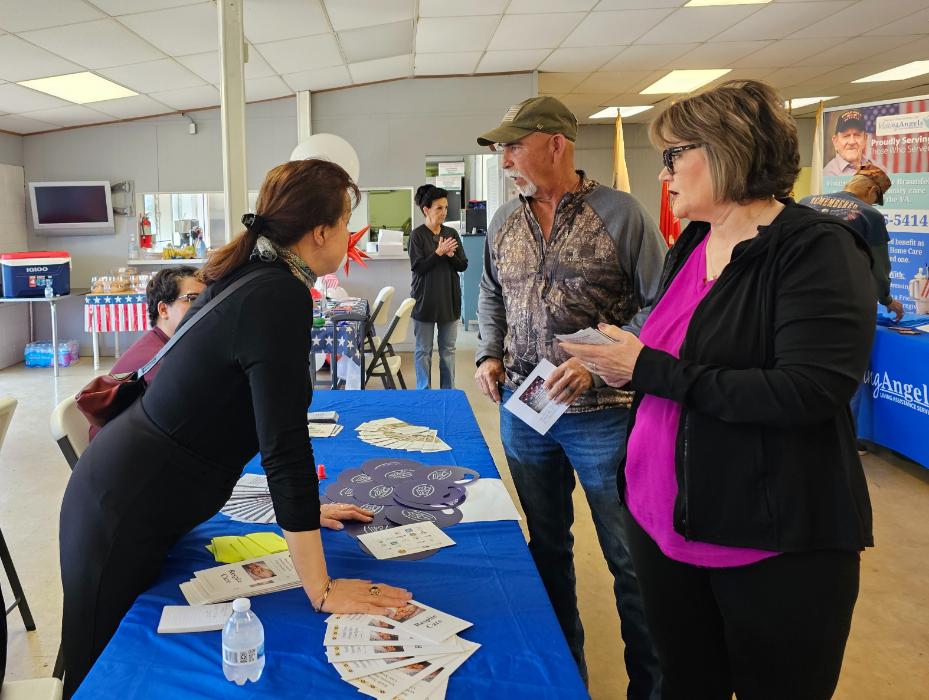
500;390;661;698
413;320;457;390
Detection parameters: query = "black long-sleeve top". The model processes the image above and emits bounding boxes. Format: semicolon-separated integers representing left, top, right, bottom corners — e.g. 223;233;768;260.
408;224;468;322
142;260;319;532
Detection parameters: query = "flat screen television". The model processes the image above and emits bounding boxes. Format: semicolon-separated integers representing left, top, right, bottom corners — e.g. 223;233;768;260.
29;181;114;233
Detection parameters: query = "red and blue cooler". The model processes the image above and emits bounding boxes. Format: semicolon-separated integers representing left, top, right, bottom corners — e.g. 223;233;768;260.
1;251;71;298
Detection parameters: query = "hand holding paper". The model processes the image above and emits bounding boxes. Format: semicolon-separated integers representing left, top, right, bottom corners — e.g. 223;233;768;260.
560;323;644;388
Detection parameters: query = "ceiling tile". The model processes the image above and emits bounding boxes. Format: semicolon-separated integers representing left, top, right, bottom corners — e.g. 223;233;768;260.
256;33;343;74
348;54;412;84
416;15;500;53
0;0;103;32
804;35;914;69
563;9;675;47
0;113;56;133
99;59;205;93
419;0;506;17
20;19;165;69
602;43;698;71
413;52;481;76
538;72;590;93
245;76;292;102
243;0;329;44
869;36;929;67
507;0;598;12
714;1;854;42
867;7;929;36
488;13;587;50
20;105;109;127
89;94;173;119
573;70;656;94
178;47;276;85
282;65;351;91
594;0;683;8
0;83;70;112
736;37;846;69
636;6;765;45
477;50;550;73
324;0;412;31
792;0;927;39
539;46;621;73
87;1;204;14
0;36;82;82
117;3;218;57
339;21;414;64
761;66;836;88
149;84;220;110
673;41;772;69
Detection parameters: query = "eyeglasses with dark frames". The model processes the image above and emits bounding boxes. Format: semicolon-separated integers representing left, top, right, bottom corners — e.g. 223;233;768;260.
173;293;200;303
662;144;702;175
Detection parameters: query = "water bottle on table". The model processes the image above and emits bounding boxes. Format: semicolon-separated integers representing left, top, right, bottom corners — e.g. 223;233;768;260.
222;598;265;685
44;278;54;299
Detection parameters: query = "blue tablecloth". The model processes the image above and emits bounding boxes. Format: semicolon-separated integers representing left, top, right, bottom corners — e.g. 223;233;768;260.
856;318;929;469
75;390;587;699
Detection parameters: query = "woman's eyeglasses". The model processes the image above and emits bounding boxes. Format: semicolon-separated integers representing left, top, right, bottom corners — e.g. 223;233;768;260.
173;293;200;303
662;144;701;175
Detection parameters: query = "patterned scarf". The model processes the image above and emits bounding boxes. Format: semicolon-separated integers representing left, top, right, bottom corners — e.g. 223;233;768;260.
251;235;318;290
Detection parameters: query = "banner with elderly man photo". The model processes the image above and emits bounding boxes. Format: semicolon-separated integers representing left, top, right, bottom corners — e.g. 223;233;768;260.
820;96;929;313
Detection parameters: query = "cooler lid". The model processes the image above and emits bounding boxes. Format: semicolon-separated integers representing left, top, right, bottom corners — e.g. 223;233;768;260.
1;251;70;260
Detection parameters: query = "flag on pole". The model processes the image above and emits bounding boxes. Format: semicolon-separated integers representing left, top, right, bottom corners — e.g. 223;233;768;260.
612;114;630;193
810;100;824;196
659;180;680;248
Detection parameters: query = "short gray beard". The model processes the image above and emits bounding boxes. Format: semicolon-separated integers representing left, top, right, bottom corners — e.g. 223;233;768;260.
505;169;538;198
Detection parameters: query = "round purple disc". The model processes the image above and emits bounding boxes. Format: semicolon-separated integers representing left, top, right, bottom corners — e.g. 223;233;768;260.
392;481;466;507
338;468;376;485
323;481;358;503
342;512;396;537
351;482;401;505
360;458;424;478
422;466;480;486
383;505;462;529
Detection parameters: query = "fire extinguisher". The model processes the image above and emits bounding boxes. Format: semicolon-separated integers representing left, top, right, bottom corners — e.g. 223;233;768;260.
140;214;153;249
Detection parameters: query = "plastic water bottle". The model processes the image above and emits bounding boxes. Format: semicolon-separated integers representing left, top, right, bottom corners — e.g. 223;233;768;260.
222;598;265;685
44;279;54;299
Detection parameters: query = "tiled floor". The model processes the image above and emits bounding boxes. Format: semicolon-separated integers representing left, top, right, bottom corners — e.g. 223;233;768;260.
1;330;928;699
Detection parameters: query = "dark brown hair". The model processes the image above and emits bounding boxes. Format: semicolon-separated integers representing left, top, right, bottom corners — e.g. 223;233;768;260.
414;184;448;213
146;265;199;326
202;159;360;283
649;79;800;203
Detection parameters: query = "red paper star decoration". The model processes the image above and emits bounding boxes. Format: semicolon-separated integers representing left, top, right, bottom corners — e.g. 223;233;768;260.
344;225;371;275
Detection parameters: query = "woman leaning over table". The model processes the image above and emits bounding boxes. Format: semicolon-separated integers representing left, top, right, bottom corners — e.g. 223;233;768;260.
562;80;874;700
59;160;411;698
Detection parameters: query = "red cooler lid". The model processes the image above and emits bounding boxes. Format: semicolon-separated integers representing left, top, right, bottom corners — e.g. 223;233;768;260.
1;251;70;260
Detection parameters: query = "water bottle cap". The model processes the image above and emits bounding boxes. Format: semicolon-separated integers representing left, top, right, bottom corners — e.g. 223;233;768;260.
232;598;251;613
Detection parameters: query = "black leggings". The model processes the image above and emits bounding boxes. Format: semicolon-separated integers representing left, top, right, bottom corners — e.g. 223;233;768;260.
622;507;859;700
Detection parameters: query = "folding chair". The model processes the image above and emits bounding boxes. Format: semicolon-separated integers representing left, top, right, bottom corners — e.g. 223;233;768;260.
365;298;415;389
364;286;395;357
49;396;88;471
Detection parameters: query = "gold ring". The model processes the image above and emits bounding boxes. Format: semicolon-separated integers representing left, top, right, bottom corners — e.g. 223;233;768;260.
369;585;381;597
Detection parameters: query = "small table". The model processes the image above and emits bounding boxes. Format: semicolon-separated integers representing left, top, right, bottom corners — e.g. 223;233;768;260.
311;299;368;390
0;291;78;377
84;294;150;370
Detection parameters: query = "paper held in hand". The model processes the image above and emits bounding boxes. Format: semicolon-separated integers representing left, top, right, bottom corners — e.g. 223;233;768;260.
503;359;569;436
554;327;617;345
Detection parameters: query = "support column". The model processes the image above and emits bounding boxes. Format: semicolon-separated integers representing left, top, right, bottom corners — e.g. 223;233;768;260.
217;0;248;236
297;90;312;143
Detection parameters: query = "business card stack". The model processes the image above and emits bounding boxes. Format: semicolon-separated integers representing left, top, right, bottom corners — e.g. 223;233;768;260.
325;602;479;699
355;418;451;453
179;552;301;605
219;473;277;524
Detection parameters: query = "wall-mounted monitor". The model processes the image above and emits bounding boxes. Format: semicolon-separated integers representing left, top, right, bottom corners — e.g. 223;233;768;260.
28;181;114;234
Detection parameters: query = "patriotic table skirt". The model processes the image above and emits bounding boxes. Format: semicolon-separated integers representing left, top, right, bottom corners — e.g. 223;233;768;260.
85;294;150;332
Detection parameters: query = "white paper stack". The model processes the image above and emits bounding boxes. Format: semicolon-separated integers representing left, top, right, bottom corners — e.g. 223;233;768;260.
180;552;301;605
220;473;277;524
355;418;451;453
308;423;344;438
325;603;479;699
308;411;340;422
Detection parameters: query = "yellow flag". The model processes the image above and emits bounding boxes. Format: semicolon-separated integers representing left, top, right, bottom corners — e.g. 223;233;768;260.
612;114;631;193
811;100;824;196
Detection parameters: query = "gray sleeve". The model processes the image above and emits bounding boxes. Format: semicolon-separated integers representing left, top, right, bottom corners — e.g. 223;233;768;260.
475;201;519;364
587;187;667;335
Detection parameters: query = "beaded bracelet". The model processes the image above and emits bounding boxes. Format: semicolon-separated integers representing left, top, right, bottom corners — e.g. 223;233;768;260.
313;577;335;613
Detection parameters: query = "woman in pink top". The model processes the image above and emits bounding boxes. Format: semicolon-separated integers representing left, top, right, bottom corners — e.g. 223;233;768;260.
564;81;874;699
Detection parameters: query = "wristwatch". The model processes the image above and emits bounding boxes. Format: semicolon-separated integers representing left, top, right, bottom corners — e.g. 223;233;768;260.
475;356;497;368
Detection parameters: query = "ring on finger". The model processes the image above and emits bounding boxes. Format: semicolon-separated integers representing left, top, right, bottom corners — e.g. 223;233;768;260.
369;585;381;597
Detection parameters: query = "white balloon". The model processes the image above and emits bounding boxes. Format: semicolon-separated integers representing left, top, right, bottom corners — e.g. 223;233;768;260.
289;133;360;182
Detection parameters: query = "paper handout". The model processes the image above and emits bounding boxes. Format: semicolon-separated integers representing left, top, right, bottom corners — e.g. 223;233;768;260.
503;359;570;436
157;603;233;633
357;521;455;560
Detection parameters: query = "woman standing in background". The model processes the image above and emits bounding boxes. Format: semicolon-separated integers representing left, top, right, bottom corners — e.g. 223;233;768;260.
408;184;468;389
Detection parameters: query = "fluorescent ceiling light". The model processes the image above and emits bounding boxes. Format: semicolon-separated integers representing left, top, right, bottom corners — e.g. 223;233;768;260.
853;61;929;83
640;69;731;95
589;106;654;119
18;72;136;104
685;0;771;6
785;96;838;110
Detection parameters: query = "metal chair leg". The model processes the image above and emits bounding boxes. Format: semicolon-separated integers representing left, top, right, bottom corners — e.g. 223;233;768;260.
396;369;407;389
53;643;65;680
0;528;36;631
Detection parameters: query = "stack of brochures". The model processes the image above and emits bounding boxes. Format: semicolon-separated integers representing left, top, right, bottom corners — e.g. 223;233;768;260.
325;602;479;699
180;552;301;605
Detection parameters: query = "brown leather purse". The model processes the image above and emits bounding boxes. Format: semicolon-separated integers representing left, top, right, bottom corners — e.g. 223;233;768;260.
75;266;274;428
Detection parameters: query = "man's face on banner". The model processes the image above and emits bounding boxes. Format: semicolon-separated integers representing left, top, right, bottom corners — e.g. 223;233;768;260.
832;127;867;165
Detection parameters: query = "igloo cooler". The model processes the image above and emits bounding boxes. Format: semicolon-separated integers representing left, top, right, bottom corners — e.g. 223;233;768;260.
1;251;71;298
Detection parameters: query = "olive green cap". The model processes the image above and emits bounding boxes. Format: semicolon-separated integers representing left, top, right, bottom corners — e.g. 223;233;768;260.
476;96;578;146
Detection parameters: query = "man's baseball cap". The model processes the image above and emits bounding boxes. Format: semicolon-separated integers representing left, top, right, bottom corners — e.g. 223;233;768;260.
835;109;866;134
477;96;578;146
855;164;891;205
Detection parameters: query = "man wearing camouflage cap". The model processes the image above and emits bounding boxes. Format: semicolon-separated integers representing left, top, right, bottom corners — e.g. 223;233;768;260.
824;110;873;176
474;95;663;697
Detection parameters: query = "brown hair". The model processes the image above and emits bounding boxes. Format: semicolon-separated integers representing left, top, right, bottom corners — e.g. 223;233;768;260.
201;159;360;283
649;79;800;203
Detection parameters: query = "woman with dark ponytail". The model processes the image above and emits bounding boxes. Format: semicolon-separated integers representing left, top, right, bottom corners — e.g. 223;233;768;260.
58;160;412;698
408;184;468;389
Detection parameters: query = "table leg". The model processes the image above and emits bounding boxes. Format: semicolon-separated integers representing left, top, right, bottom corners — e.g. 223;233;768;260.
50;300;59;378
92;328;100;370
27;301;34;342
114;331;121;359
331;328;339;390
359;333;366;391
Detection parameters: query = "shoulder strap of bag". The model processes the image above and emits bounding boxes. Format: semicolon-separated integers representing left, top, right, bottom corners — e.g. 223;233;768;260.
137;265;279;378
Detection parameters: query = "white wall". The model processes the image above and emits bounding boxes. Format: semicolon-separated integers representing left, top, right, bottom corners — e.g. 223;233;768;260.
0;133;29;369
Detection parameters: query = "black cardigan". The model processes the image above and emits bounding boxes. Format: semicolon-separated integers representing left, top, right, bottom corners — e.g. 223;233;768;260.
623;201;875;552
408;224;468;322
